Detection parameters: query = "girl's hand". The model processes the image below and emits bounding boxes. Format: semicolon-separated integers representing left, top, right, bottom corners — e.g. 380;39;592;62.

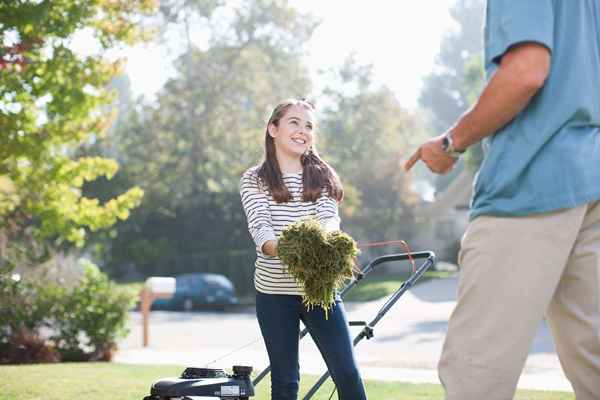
262;240;278;257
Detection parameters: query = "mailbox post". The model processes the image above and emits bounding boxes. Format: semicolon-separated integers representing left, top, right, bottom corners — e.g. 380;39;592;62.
140;276;176;347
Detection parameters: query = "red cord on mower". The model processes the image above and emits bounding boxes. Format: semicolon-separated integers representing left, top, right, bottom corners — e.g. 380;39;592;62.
357;240;417;274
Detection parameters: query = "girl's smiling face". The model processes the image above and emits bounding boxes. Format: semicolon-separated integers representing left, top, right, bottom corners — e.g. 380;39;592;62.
268;104;315;158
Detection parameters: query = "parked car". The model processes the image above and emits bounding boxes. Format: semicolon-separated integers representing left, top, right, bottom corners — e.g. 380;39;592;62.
151;272;239;311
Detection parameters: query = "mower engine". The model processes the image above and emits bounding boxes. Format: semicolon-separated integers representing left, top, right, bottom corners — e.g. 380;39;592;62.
143;365;254;400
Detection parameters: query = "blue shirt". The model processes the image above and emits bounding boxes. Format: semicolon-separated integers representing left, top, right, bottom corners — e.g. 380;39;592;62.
470;0;600;219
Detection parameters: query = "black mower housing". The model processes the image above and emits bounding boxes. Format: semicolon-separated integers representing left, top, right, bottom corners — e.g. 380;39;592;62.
143;365;254;400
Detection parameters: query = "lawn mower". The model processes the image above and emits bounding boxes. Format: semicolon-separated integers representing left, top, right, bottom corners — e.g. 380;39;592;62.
142;365;254;400
141;250;436;400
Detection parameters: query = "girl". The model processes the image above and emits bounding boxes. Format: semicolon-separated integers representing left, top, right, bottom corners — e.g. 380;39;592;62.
240;98;367;400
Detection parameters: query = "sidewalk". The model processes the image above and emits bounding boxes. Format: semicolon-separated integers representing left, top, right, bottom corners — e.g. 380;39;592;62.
114;277;573;393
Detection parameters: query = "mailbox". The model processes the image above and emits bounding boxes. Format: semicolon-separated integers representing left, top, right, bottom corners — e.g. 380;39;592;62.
145;276;176;294
140;276;176;347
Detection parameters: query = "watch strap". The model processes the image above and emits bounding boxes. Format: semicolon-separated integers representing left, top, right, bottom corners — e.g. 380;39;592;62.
442;131;464;158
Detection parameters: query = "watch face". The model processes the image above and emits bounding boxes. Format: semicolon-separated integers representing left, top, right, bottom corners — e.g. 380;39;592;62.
442;135;450;151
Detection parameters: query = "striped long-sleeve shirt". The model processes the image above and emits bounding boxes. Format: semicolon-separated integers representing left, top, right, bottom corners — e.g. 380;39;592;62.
239;166;341;295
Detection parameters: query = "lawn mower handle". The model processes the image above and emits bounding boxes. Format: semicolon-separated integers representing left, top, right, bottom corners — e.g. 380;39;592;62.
302;251;437;400
252;251;436;389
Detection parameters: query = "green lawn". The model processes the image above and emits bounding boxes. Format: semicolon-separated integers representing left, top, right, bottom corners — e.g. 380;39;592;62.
0;363;574;400
343;270;455;302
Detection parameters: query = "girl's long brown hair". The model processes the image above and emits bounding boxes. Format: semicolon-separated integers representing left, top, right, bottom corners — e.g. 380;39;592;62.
256;98;343;204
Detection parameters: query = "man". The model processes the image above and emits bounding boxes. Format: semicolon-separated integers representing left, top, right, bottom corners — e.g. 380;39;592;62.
405;1;600;399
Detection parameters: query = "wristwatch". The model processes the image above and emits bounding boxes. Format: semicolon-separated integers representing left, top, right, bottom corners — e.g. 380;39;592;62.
441;130;465;159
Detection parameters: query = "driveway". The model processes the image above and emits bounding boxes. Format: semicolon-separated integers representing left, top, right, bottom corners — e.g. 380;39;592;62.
114;277;572;393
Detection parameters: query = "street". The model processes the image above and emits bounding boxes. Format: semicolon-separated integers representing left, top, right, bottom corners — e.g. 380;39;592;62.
115;277;572;393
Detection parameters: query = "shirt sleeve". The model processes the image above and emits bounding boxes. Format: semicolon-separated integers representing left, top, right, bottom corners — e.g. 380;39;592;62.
315;190;341;232
485;0;554;66
239;169;277;253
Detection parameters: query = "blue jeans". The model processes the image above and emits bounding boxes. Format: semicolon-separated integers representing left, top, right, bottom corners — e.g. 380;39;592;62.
256;291;367;400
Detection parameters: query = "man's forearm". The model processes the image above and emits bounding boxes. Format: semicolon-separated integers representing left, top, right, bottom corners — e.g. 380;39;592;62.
451;45;550;151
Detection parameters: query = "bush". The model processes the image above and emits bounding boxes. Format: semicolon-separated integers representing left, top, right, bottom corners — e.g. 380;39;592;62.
51;261;135;361
0;330;60;364
0;260;135;364
0;266;60;363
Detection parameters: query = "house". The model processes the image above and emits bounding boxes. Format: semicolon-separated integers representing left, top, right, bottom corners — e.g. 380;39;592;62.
413;168;474;264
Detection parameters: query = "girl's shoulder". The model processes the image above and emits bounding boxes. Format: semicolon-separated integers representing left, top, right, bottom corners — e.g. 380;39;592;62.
241;165;261;180
240;165;264;191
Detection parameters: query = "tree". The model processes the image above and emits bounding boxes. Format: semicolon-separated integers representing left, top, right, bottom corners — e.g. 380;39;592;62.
417;0;485;192
0;1;153;268
0;0;157;365
88;0;318;282
419;0;485;134
319;57;424;245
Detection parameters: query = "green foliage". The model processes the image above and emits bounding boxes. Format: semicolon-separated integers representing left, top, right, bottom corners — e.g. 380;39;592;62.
278;219;358;316
417;0;485;192
105;0;316;201
85;0;317;279
418;0;485;134
50;261;135;361
84;2;427;284
0;266;63;363
0;0;153;263
0;265;55;342
0;261;134;364
319;57;423;242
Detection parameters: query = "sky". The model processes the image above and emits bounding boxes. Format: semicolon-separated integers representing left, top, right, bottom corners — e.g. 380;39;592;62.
119;1;458;111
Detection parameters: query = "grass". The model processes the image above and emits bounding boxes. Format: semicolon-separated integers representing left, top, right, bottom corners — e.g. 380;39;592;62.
343;270;455;302
0;363;574;400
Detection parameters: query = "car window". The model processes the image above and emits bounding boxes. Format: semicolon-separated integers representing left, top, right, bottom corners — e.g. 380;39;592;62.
175;273;233;291
203;274;234;290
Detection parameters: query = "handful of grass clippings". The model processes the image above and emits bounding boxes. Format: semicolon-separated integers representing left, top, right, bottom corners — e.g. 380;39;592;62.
278;218;359;317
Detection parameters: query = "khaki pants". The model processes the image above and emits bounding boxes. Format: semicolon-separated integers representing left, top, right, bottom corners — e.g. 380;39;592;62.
439;201;600;400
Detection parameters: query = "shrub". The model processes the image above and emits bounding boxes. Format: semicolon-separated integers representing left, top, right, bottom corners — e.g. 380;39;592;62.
0;265;60;363
0;329;60;364
0;260;135;363
51;260;135;361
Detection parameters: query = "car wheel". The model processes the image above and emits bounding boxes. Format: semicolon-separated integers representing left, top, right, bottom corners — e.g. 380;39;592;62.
182;298;194;312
